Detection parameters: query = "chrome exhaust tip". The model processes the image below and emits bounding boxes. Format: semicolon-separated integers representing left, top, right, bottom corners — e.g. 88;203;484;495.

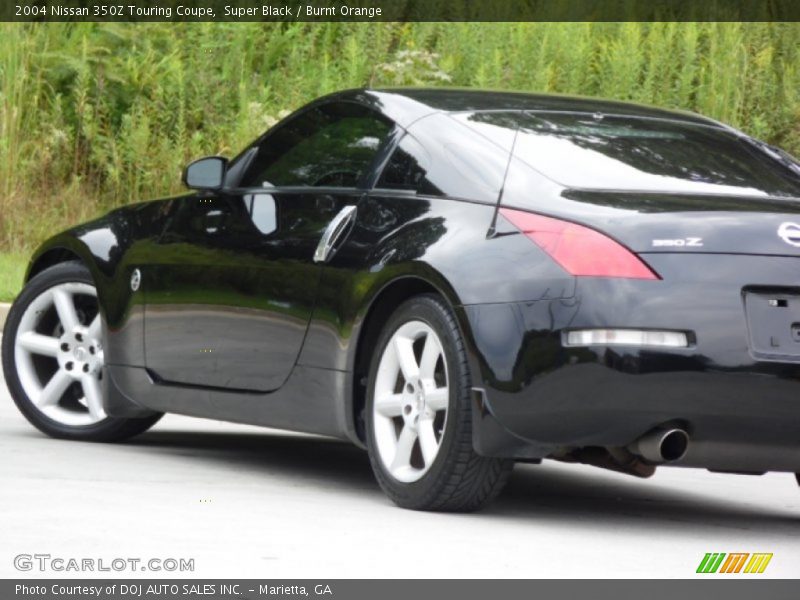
628;428;689;464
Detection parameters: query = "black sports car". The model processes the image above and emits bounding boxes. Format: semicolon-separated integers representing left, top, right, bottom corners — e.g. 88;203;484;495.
4;89;800;511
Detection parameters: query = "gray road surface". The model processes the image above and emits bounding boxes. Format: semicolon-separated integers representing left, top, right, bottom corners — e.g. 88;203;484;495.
0;361;798;579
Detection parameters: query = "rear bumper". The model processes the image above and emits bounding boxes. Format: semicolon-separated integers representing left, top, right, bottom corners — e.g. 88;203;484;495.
460;253;800;472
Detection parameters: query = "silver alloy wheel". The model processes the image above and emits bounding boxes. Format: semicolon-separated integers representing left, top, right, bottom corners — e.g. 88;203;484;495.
13;282;106;426
372;320;449;483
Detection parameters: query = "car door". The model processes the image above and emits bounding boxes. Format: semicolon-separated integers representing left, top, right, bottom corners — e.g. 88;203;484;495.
143;101;394;391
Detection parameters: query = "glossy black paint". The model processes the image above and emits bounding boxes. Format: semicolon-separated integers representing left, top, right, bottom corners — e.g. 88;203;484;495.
142;190;357;391
464;253;800;472
26;88;800;472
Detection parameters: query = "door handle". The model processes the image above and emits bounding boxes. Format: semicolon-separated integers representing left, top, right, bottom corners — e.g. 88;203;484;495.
314;205;357;263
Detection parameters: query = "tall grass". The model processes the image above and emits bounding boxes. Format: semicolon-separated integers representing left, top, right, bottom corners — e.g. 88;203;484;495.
0;22;799;253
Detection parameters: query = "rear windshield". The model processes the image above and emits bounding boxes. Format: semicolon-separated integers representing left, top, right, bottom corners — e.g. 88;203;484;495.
463;112;800;198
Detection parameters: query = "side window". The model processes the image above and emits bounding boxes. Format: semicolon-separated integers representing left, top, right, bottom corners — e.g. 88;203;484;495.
239;103;392;188
377;134;441;195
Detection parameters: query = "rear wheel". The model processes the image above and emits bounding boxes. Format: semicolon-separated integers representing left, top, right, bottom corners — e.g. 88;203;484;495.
365;294;513;511
2;261;162;441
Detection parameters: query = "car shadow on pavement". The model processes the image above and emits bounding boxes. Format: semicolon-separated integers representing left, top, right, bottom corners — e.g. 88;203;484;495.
129;428;800;533
493;464;800;535
130;429;378;489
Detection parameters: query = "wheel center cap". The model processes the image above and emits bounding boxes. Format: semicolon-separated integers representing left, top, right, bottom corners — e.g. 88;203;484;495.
73;347;86;361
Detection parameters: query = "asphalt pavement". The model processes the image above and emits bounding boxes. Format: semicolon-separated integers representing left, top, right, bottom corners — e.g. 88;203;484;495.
1;355;798;579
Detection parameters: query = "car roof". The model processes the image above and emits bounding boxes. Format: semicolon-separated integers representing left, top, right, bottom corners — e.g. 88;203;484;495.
321;87;723;129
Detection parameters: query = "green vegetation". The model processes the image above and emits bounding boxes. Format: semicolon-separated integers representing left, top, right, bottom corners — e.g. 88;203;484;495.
1;21;799;268
0;251;26;301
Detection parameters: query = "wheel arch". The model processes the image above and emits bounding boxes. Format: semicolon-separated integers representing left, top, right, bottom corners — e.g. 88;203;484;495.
25;235;110;305
26;246;86;282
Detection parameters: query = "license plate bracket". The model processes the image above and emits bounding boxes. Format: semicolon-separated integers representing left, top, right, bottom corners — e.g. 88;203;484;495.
745;290;800;360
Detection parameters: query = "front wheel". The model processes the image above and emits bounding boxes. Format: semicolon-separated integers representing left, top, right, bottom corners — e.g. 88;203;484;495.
2;261;162;442
365;294;513;512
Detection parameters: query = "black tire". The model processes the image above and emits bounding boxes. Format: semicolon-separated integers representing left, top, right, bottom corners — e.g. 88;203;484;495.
2;261;162;442
365;294;513;512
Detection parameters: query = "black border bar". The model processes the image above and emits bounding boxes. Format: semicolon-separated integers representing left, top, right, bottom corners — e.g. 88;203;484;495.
4;579;800;600
3;0;800;22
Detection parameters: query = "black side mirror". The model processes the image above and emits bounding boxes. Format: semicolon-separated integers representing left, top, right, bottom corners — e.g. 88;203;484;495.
182;156;228;190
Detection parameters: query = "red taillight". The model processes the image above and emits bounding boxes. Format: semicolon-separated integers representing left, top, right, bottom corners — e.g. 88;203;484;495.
499;208;659;280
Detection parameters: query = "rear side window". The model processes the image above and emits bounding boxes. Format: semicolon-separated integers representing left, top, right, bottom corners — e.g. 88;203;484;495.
397;112;512;204
508;112;800;198
376;134;441;195
239;102;392;188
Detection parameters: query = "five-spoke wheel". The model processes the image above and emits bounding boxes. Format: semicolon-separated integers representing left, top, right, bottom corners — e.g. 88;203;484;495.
365;294;513;511
14;281;106;426
2;261;162;441
372;320;449;483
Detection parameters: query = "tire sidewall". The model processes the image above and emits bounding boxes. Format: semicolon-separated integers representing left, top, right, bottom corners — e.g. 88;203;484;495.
365;294;471;507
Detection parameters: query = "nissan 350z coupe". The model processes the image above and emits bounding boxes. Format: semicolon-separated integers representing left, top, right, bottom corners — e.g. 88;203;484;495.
5;89;800;511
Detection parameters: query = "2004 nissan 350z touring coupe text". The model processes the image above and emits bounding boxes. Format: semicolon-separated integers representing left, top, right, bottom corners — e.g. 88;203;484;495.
5;89;800;512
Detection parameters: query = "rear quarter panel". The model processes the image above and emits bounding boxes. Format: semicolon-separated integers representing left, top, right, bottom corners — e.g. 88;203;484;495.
299;193;576;371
